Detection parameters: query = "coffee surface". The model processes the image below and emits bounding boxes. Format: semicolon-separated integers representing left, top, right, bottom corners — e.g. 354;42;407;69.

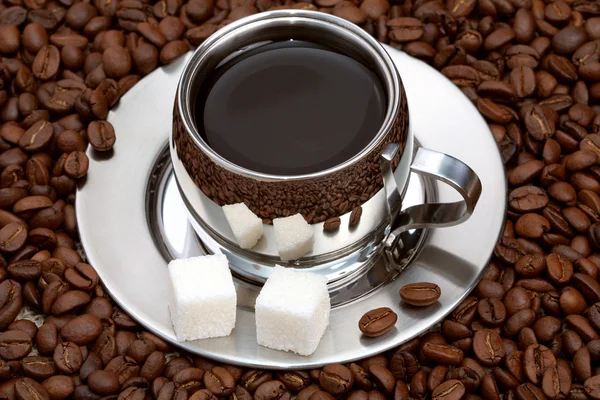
195;41;386;175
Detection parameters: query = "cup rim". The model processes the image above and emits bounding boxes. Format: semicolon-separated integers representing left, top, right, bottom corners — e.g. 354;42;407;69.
176;9;404;182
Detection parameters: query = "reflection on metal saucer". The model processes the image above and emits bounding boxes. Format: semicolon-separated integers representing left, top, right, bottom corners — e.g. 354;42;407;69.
76;46;506;369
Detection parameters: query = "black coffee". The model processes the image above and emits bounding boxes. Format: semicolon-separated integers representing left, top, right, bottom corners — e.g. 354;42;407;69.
194;40;387;175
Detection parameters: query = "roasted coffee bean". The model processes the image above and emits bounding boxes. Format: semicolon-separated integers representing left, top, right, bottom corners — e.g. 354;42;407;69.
63;151;89;179
523;344;557;385
102;46;132;79
539;293;560;320
427;365;449;393
42;375;74;400
32;45;60;81
515;213;551;238
53;342;82;376
546;253;574;285
430;379;465;400
368;365;395;395
480;374;501;400
518;327;538;349
573;346;593;383
22;23;48;54
388;350;418;382
88;370;120;395
0;330;32;360
409;369;428;399
22;356;56;381
115;330;136;356
346;364;371;391
172;366;204;395
358;307;397;337
473;329;505;365
297;384;320;400
505;309;537;337
475;279;506;299
105;356;140;386
319;364;353;395
65;263;98;291
509;186;548;213
515;255;546;278
60;314;102;345
493;367;519;391
571;272;600;303
549;182;577;205
204;366;235;396
241;370;273;393
0;223;27;253
51;290;90;315
252;381;287;400
15;377;50;400
478;298;507;326
400;282;441;306
79;351;102;381
323;217;341;232
164;357;193;380
140;351;166;381
511;66;536;98
160;40;188;64
567;314;600;341
36;322;58;356
524;105;555;141
190;389;217;400
541;363;572;400
585;375;600;400
422;343;464;365
516;382;546;400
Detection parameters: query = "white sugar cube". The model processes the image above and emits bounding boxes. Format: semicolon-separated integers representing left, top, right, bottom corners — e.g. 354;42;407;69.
255;266;330;356
222;203;263;249
168;254;237;341
273;214;314;261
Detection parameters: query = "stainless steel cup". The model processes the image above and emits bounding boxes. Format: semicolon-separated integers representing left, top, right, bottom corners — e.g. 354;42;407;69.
171;10;482;269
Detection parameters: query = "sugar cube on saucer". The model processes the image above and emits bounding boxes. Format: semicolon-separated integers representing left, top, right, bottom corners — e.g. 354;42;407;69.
222;203;263;249
168;254;237;341
273;214;314;261
255;265;330;356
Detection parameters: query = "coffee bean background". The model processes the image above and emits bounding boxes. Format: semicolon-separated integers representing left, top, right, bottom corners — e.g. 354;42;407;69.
1;0;600;398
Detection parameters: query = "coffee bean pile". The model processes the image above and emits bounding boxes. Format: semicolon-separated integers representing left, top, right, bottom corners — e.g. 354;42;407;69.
1;0;600;398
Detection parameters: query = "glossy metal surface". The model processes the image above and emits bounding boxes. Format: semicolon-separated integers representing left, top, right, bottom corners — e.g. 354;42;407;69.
379;143;481;231
170;132;414;262
174;10;404;181
148;144;428;306
77;47;506;369
172;11;481;270
171;10;411;245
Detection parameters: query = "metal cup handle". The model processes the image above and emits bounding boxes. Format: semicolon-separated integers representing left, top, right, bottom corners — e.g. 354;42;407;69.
379;142;482;266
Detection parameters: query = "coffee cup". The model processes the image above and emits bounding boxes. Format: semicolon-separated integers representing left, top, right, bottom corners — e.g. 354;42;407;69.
170;10;482;267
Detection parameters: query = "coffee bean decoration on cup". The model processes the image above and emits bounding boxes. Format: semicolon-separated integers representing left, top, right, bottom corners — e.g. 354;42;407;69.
0;0;598;397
